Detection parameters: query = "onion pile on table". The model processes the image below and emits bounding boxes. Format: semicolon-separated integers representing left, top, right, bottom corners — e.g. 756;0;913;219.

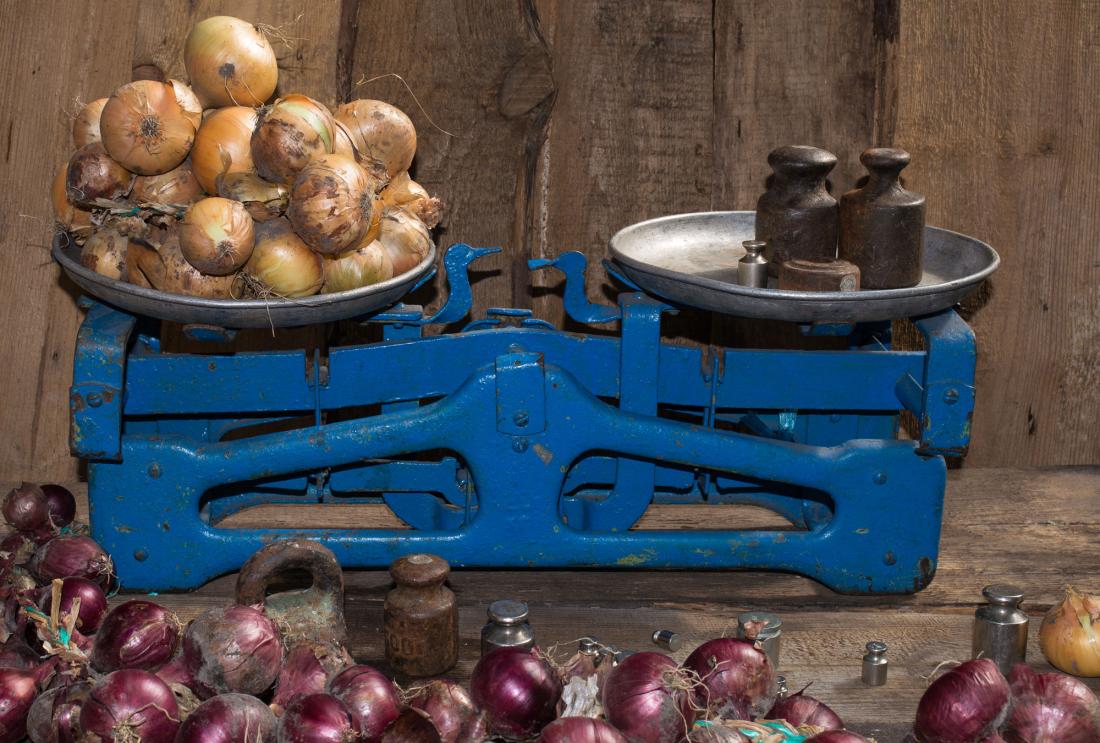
52;14;442;302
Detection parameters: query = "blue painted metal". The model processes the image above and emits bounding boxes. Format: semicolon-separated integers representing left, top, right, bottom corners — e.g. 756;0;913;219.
72;244;977;594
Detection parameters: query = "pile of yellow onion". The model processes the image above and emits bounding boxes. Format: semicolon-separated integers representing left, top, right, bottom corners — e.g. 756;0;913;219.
53;14;442;301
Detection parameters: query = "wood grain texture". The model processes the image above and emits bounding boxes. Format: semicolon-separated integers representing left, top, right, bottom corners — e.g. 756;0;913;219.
895;1;1100;466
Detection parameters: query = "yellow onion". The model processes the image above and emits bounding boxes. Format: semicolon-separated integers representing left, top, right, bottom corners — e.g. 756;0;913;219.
179;196;254;275
378;207;432;275
334;99;417;179
1040;586;1100;676
73;98;108;148
66;142;134;207
100;80;196;175
252;94;336;184
288;153;378;255
125;241;158;288
239;219;323;298
80;229;128;280
322;240;394;294
191;106;258;193
333;122;356;159
184;15;278;107
380;171;442;228
216;171;288;221
169;79;203;129
52;164;94;241
138;226;236;297
132;159;203;206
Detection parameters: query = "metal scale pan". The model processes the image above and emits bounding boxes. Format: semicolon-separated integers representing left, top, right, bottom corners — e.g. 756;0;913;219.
609;211;999;323
52;233;437;329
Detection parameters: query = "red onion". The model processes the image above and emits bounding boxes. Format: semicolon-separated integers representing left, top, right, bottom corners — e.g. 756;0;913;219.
767;691;843;731
278;693;357;742
1003;664;1100;743
1;532;37;566
80;669;179;743
407;678;485;743
39;486;76;529
381;708;443;743
913;659;1010;743
176;693;278;742
183;604;283;698
327;664;401;742
26;680;91;743
471;646;562;739
0;633;40;669
805;733;874;743
37;578;108;635
0;665;53;743
683;638;774;720
29;536;114;589
3;483;50;531
539;717;629;743
272;642;352;715
91;600;181;672
602;651;696;743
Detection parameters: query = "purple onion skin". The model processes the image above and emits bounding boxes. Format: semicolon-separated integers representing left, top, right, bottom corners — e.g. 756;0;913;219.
183;604;283;698
91;600;181;672
381;708;443;743
1;532;37;566
766;692;844;731
914;659;1010;743
176;693;278;743
686;724;750;743
277;693;357;743
805;733;874;743
408;679;482;743
2;483;50;532
39;485;76;529
29;536;113;589
273;642;352;715
539;717;630;743
37;577;108;634
0;634;40;670
327;664;401;742
80;669;179;743
471;646;563;740
0;667;42;743
1004;664;1100;743
683;638;775;721
602;651;695;743
26;680;91;743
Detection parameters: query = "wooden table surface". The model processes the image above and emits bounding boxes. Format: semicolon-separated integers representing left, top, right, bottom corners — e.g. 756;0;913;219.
4;467;1099;742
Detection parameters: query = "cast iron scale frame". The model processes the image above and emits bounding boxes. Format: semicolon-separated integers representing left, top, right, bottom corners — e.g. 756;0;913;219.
56;211;997;593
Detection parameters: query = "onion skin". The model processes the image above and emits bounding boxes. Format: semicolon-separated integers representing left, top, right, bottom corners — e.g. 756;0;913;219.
913;659;1010;743
51;166;93;242
133;159;203;206
72;98;108;148
26;680;91;743
602;652;695;743
334;100;417;180
252;94;337;184
1004;664;1100;743
37;578;108;634
3;483;50;532
29;535;114;589
217;171;288;221
277;693;357;743
538;717;629;743
176;693;278;743
804;733;874;743
191;106;258;193
66;142;133;208
169;79;204;129
38;486;76;529
766;692;843;731
1;532;37;566
289;153;378;255
381;708;442;743
183;604;283;698
80;669;179;743
378;208;432;276
185;16;278;108
380;172;442;229
91;600;181;673
686;723;750;743
179;197;255;275
1040;586;1100;677
471;646;563;740
682;638;774;721
322;240;394;294
242;219;323;298
327;664;401;742
271;641;352;716
0;634;39;670
101;80;196;175
407;678;484;743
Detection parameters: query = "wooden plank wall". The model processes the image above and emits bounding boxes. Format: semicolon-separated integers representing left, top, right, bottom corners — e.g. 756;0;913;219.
0;0;1097;480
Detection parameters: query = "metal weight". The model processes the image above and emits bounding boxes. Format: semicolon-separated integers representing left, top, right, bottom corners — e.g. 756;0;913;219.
236;539;348;648
385;553;458;677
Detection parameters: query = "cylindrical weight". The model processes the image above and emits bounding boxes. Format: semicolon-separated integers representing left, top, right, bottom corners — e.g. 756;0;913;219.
384;553;458;677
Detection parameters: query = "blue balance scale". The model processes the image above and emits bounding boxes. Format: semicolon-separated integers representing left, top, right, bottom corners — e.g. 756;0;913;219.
53;211;998;593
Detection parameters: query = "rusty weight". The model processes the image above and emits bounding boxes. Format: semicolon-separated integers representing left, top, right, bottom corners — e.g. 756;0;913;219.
384;553;458;677
236;538;347;648
778;258;860;292
755;145;839;276
839;148;926;289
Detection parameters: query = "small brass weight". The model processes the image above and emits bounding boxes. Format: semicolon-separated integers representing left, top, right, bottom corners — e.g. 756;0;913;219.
384;553;459;677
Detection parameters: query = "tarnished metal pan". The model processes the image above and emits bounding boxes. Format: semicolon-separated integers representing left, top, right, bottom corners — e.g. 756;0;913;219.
609;211;999;323
53;233;435;328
